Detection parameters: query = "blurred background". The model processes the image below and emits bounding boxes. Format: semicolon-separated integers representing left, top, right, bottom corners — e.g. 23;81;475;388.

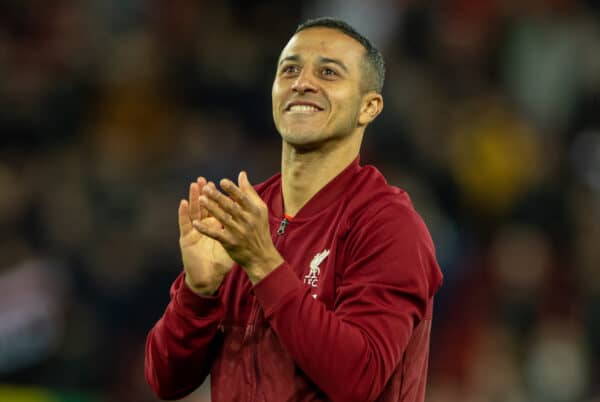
0;0;599;401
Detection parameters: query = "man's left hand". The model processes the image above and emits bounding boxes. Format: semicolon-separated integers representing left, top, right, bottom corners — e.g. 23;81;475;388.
193;171;284;284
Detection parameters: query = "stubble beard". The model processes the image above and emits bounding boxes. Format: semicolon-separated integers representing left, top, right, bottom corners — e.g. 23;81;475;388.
279;127;326;153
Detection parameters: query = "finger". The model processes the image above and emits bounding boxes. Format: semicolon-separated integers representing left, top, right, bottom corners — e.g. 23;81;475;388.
193;219;232;245
199;194;241;232
238;171;260;200
202;183;244;220
197;177;207;187
238;171;263;213
203;183;242;217
196;177;209;220
189;182;201;221
220;178;253;211
178;199;193;237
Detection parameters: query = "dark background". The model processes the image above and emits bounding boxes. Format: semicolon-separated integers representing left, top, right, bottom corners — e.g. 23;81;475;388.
1;0;599;401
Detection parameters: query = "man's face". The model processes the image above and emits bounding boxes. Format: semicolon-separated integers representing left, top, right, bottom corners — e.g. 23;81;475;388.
272;27;367;148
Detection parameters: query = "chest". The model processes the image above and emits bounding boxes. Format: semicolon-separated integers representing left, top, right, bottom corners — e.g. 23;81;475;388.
221;209;351;325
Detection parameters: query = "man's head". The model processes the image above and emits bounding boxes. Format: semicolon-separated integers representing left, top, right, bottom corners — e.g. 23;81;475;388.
295;18;385;94
272;18;385;150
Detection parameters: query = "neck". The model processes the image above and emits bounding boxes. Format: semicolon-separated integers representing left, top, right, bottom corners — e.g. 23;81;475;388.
280;133;363;217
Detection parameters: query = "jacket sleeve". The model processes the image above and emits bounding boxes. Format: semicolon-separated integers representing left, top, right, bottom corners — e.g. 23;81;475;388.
252;205;443;402
144;272;224;400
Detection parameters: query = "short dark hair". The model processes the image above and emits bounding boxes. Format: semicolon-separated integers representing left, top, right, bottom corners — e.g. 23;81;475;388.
295;17;385;94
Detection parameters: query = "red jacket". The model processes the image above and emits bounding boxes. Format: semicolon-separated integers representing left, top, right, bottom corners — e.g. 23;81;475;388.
145;159;443;402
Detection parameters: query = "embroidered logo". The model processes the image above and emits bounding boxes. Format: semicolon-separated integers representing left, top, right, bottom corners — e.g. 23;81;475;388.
304;249;330;288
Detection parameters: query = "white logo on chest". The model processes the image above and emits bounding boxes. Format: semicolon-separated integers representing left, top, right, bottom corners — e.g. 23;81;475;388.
304;249;330;289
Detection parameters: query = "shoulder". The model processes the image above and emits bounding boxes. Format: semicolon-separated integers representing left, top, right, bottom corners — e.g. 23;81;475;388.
342;165;443;295
344;164;422;230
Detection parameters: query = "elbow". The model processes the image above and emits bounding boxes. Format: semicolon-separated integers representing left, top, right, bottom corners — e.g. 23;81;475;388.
145;369;190;401
331;382;380;402
329;356;387;402
144;344;187;401
144;332;212;400
145;347;205;401
148;385;179;401
145;356;172;400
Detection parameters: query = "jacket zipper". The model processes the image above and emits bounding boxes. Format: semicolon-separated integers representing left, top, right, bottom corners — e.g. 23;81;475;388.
244;302;260;401
246;218;288;401
245;219;287;340
277;217;289;235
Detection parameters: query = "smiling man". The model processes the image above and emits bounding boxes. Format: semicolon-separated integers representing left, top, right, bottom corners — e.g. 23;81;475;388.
145;17;443;402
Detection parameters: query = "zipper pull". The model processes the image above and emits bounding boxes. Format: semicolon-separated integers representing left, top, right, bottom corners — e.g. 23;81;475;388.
277;217;289;235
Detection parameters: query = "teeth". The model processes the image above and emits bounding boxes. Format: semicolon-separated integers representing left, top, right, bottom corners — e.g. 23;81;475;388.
289;105;320;112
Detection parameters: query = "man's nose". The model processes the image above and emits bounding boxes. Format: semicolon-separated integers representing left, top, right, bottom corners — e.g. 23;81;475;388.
291;69;317;94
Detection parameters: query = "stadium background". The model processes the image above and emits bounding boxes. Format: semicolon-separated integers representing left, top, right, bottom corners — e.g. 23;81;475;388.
0;0;599;401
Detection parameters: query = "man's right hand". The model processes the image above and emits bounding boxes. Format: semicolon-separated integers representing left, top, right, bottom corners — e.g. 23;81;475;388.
178;177;234;296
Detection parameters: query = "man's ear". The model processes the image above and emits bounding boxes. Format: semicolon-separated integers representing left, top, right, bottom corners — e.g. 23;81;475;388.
358;92;384;126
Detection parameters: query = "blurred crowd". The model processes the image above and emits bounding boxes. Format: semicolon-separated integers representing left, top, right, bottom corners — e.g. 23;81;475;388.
1;0;599;401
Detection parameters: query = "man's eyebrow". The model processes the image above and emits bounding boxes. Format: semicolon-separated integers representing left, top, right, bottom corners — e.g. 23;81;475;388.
279;55;300;66
278;55;349;73
318;57;349;73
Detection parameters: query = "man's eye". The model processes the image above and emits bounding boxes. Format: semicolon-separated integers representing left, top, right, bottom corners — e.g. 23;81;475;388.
322;68;337;77
283;65;299;74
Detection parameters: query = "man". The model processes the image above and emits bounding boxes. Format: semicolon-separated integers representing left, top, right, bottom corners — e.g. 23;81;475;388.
145;17;443;402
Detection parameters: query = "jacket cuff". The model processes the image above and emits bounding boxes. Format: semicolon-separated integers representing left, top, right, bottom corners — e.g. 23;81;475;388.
253;262;303;316
175;276;222;317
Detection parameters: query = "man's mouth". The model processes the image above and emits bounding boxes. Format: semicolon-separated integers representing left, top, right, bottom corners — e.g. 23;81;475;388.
285;101;324;113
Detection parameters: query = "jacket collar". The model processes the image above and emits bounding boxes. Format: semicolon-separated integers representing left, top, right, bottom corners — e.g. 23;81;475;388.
271;156;361;221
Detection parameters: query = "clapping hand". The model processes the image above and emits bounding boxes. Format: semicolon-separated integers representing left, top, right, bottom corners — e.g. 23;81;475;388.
178;177;234;295
193;172;283;285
